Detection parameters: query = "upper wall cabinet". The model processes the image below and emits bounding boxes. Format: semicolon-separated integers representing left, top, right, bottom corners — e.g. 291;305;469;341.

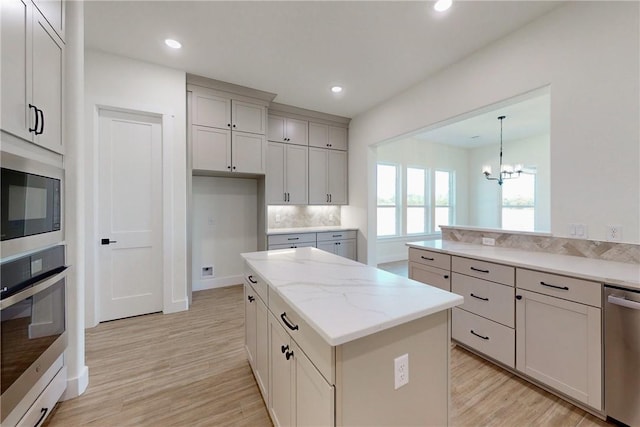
1;0;65;154
309;122;348;151
33;0;65;40
188;80;274;175
268;115;308;146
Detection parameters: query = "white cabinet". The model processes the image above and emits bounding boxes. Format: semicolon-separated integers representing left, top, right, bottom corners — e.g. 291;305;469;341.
515;270;602;410
268;313;334;427
266;142;308;204
316;231;357;260
244;280;269;401
309;122;348;151
308;147;347;205
190;89;267;174
1;0;64;154
268;115;308;146
33;0;64;40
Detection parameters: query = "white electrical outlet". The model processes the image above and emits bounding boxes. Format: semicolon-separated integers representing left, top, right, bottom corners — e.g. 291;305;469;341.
275;214;281;223
394;353;409;390
482;237;495;246
606;225;623;242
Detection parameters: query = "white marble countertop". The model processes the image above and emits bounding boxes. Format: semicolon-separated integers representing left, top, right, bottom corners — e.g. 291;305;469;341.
267;226;357;235
407;240;640;291
241;247;463;346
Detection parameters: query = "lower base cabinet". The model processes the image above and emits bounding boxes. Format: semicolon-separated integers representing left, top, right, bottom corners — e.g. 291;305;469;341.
268;313;334;427
244;283;268;400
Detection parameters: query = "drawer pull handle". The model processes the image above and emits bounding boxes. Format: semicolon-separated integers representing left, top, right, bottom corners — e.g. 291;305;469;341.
247;295;255;302
420;256;435;261
287;237;299;241
470;293;489;301
248;275;257;284
281;312;299;331
470;330;489;340
333;234;342;237
35;407;48;427
281;345;289;354
470;267;490;273
285;350;294;360
540;281;569;291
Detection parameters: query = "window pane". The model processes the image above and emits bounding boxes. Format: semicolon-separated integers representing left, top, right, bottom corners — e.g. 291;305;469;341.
407;207;425;234
435;171;450;206
502;207;534;232
434;207;450;231
407;168;425;206
377;207;397;236
502;173;535;207
377;164;396;206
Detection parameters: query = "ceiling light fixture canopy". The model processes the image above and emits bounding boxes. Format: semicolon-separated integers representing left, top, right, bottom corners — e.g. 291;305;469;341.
165;39;182;49
331;85;343;93
482;115;523;185
434;0;452;12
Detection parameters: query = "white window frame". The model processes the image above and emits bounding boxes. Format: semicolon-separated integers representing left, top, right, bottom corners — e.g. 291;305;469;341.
405;166;430;235
432;169;455;233
376;162;401;237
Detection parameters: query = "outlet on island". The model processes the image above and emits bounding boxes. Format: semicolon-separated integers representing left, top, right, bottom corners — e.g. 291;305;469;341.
394;353;409;390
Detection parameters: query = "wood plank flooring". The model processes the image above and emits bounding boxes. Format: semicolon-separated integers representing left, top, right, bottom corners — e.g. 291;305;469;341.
45;285;612;427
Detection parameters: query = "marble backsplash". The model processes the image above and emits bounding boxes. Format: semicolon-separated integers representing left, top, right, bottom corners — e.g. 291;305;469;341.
441;226;640;264
268;206;341;229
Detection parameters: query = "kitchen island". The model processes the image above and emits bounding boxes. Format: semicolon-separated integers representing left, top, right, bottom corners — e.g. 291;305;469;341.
241;247;463;426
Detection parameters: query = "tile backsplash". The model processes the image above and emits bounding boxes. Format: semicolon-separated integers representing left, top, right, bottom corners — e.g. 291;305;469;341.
441;226;640;264
268;206;341;229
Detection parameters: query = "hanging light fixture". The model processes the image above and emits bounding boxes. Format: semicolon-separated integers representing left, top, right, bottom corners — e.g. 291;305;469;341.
482;115;522;185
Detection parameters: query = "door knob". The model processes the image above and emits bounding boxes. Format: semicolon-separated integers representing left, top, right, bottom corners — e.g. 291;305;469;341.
101;238;118;245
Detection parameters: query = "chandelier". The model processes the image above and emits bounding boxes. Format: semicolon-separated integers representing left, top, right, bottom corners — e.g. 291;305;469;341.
482;115;522;185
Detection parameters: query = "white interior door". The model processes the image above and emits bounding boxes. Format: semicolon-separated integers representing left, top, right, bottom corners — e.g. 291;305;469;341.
98;108;163;322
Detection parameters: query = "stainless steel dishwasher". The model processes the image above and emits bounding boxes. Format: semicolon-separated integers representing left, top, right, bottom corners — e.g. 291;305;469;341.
604;284;640;426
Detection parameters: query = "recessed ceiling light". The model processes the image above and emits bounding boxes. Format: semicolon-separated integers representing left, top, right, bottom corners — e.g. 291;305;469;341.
165;39;182;49
434;0;452;12
331;86;343;94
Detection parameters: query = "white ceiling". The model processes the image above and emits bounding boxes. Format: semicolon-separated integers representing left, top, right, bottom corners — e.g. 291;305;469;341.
84;1;563;118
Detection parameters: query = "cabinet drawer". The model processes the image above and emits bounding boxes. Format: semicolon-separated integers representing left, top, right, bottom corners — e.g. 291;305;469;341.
268;242;316;250
245;267;268;303
408;248;451;271
316;230;357;242
516;269;601;308
452;256;514;286
17;366;66;427
452;273;514;328
409;262;450;292
268;233;316;246
452;307;515;368
269;290;335;383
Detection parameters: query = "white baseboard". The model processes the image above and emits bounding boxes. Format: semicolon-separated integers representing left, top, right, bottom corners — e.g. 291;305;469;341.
61;365;89;400
193;275;243;291
164;298;189;314
377;254;409;264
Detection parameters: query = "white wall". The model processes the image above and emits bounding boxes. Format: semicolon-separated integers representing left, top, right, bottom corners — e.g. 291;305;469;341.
468;134;550;231
192;176;258;290
343;2;640;264
84;50;188;327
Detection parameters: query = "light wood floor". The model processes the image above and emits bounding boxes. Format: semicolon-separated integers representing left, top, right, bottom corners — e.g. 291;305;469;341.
45;285;612;427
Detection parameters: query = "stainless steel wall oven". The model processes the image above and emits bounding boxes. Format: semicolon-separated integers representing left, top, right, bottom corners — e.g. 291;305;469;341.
1;245;67;423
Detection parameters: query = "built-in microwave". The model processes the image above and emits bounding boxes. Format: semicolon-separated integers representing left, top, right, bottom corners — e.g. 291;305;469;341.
1;152;63;258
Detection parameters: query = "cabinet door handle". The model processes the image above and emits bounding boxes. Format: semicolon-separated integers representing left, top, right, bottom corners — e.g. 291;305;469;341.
444;275;449;279
470;330;489;340
247;275;257;284
36;108;44;135
420;255;434;261
540;281;569;291
34;407;49;427
470;293;489;301
285;350;294;360
470;266;490;273
329;194;332;202
326;194;329;202
28;104;39;133
247;295;255;302
232;124;236;128
227;165;231;169
516;295;523;300
280;312;299;331
227;123;231;127
232;166;236;170
281;344;289;354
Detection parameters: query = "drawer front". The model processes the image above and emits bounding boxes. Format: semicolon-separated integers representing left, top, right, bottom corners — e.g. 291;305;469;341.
452;273;515;327
17;366;66;427
452;307;515;368
408;248;451;271
245;266;268;303
316;230;357;242
268;233;317;246
409;262;450;292
516;269;601;307
269;290;335;383
452;256;514;286
268;242;316;250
